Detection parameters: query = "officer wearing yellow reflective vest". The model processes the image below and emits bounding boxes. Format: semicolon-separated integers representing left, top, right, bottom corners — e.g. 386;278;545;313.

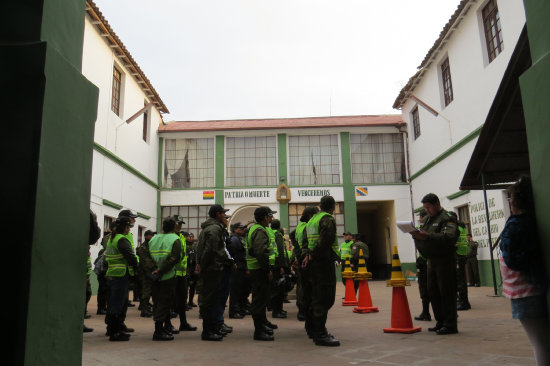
339;232;353;285
246;206;278;341
104;216;138;341
290;206;319;322
172;216;198;333
302;195;340;347
270;219;289;319
141;216;182;341
451;212;471;311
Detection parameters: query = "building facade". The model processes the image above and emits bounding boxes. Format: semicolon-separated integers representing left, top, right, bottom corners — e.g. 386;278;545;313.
83;1;168;249
158;116;413;279
394;0;526;284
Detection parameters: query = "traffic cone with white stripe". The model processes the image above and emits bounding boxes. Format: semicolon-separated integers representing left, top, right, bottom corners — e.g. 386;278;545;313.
342;255;358;306
353;249;378;313
383;246;421;333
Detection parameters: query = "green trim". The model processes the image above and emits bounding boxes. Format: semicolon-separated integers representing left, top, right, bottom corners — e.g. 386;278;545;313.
93;142;159;189
353;182;409;186
414;206;424;213
447;190;470;200
277;134;289;229
157;138;163;232
215;136;225;205
409;125;483;181
103;199;123;210
137;212;151;220
340;132;358;233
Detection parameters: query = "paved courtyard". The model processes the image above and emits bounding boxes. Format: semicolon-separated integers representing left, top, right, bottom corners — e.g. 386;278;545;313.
82;281;535;366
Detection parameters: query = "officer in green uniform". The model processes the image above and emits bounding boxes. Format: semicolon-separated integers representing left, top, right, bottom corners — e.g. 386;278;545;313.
414;210;431;321
140;216;182;341
196;204;230;341
466;234;480;287
450;212;471;311
350;234;369;293
104;216;138;341
290;206;319;322
247;206;278;341
136;230;155;317
270;219;289;318
339;232;353;286
411;193;459;335
302;195;340;347
173;218;198;332
118;209;138;322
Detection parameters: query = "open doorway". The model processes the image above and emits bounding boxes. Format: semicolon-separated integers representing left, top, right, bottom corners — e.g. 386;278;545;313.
356;200;395;280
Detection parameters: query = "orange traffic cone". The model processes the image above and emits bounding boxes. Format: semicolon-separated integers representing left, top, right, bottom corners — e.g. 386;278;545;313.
353;249;378;313
383;246;421;333
341;255;358;306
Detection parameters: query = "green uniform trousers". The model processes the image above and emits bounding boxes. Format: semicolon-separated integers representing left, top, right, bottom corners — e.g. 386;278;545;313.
309;259;336;335
427;255;457;329
249;268;270;324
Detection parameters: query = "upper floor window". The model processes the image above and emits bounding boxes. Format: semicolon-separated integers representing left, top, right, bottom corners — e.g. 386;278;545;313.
111;66;122;116
288;135;340;185
441;58;454;106
164;138;215;188
142;101;150;143
411;106;421;140
350;133;406;184
226;136;277;187
482;0;503;63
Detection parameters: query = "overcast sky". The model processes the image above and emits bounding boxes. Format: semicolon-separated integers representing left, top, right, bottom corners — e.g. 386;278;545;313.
92;0;460;121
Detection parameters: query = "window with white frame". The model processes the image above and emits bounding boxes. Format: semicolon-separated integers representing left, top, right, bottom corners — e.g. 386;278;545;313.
288;135;341;185
161;205;210;238
350;133;405;184
482;0;503;63
111;66;123;116
411;106;421;140
441;57;454;106
164;138;215;188
226;136;277;186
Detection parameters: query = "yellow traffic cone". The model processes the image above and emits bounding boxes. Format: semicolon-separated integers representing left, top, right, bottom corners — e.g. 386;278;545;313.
342;255;358;306
353;249;378;313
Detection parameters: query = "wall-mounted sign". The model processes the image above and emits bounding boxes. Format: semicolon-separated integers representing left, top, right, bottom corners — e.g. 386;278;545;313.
356;187;368;197
223;188;278;204
289;187;344;203
203;191;215;200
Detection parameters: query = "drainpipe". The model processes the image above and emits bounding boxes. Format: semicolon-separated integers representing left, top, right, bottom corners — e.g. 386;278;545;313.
482;173;498;296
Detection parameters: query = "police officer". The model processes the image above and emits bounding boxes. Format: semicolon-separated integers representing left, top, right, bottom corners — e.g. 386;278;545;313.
339;232;353;286
290;206;319;322
466;234;480;287
414;210;431;321
271;219;289;318
350;234;368;293
197;204;231;341
187;233;199;307
137;230;155;317
411;193;459;335
227;222;247;318
141;216;181;341
247;206;277;341
451;213;471;311
303;195;340;346
104;216;138;341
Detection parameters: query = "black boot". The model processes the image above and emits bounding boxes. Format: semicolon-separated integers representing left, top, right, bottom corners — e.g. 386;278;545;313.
109;315;130;341
164;319;180;335
414;300;432;321
253;316;274;341
153;321;174;341
201;317;223;341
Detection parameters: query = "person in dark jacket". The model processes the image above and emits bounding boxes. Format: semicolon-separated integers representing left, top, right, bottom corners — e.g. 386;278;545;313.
136;230;155;317
270;219;289;318
228;222;248;318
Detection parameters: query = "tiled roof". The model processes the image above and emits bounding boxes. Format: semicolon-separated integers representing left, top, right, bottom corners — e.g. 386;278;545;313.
393;0;473;109
158;115;404;133
85;1;169;114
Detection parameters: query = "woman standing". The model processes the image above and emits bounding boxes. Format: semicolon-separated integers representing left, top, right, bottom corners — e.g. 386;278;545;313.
500;176;549;365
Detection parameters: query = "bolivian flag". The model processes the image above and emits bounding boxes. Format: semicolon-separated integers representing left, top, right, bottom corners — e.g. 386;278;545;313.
356;187;368;197
203;191;215;200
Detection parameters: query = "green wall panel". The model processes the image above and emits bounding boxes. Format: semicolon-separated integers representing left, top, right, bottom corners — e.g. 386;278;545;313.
340;132;358;233
215;135;225;206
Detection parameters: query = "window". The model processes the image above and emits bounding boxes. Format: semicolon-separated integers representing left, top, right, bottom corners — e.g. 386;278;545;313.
457;205;472;235
288;135;340;185
161;205;210;238
103;215;114;232
164;138;215;188
482;0;503;63
411;106;421;140
226;136;277;186
111;66;122;116
441;58;454;106
137;225;145;246
350;133;405;184
288;202;345;241
142;101;150;143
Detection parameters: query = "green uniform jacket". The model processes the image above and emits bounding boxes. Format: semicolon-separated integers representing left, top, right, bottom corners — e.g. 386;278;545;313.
414;209;459;259
197;218;230;272
350;241;369;266
308;212;338;262
467;240;479;258
247;223;271;270
274;230;289;268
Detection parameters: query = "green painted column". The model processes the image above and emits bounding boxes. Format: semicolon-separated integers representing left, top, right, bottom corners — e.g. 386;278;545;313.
340;132;358;233
215;135;225;205
157;137;164;231
520;0;550;297
2;1;99;364
277;133;289;230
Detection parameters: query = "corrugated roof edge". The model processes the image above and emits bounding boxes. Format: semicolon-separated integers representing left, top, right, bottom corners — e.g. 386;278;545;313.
393;0;472;110
86;0;169;114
